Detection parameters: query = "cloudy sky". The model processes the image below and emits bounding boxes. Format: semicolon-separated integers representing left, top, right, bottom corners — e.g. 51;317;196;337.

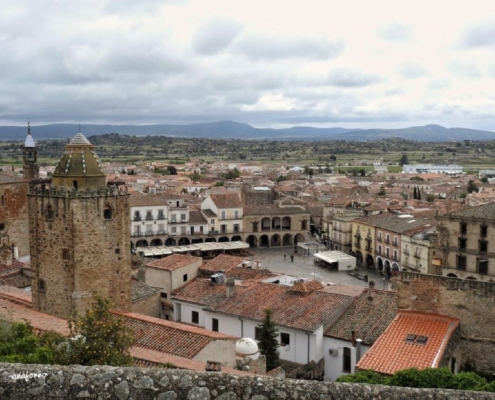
2;0;495;130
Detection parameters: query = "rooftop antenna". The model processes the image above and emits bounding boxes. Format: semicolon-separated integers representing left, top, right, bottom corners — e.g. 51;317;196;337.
27;119;31;135
79;124;81;133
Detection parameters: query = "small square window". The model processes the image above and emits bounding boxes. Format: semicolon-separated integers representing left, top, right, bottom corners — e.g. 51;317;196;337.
280;332;290;347
212;318;219;332
38;279;46;292
255;327;263;341
62;249;70;260
160;292;168;299
192;311;199;324
183;273;188;282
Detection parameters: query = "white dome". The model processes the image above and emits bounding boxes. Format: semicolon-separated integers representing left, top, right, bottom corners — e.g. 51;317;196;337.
236;338;260;360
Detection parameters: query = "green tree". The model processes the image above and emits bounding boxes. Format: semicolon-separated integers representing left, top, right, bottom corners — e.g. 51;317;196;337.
467;180;478;193
257;309;280;371
166;165;178;175
399;154;409;166
377;185;386;196
225;168;241;180
189;172;201;181
59;298;135;366
426;193;435;202
480;176;488;183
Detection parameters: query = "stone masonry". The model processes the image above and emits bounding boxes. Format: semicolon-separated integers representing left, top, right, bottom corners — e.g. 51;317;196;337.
393;272;495;373
1;363;493;400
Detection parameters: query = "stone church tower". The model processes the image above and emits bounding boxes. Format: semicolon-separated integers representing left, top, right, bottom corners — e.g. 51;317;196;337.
29;132;131;319
22;123;39;181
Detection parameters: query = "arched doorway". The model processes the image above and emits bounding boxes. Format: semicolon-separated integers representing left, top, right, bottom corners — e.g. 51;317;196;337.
384;260;391;277
231;235;242;241
246;235;257;247
283;234;292;246
205;237;216;243
165;238;176;246
261;217;271;231
271;234;281;246
295;233;305;244
259;235;269;247
365;254;374;269
136;239;149;247
191;238;203;244
376;258;383;271
150;238;162;246
355;251;363;265
282;217;291;230
272;217;281;230
218;236;229;242
178;237;190;246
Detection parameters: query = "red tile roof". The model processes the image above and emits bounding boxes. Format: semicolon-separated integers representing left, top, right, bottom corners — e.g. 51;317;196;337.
129;194;168;207
210;193;242;208
173;279;353;332
146;254;201;271
356;311;460;375
115;312;238;359
200;255;245;273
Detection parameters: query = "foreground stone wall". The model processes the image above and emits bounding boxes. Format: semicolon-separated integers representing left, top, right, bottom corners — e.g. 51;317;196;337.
1;363;494;400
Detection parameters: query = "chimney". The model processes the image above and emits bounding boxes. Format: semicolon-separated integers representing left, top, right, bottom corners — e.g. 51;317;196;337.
226;277;235;298
356;339;362;363
351;330;357;347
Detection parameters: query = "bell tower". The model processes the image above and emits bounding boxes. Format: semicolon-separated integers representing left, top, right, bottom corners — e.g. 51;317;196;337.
29;132;131;319
22;122;39;181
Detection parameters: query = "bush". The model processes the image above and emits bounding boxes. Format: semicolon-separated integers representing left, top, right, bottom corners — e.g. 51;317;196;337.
336;370;390;385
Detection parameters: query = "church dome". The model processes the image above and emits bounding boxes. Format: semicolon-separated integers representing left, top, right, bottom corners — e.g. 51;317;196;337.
236;338;260;360
51;133;107;190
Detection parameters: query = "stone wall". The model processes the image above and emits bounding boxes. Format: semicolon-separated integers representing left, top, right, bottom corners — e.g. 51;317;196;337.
393;272;495;373
0;363;493;399
0;179;29;259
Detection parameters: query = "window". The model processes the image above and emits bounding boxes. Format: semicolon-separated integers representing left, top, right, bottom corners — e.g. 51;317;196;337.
103;205;112;220
456;254;466;271
191;311;199;324
171;227;177;234
301;220;307;230
460;222;467;235
46;205;54;220
0;222;5;231
393;236;398;246
134;211;141;221
160;292;168;299
181;213;186;222
158;209;165;220
233;224;239;233
478;259;489;275
342;347;351;373
385;234;390;244
235;210;239;219
221;224;227;233
378;245;382;255
212;318;219;332
255;327;263;341
221;211;226;220
146;210;153;220
171;214;176;223
146;224;153;235
481;224;488;237
377;232;382;242
38;279;46;292
479;240;488;254
280;332;290;347
115;248;120;254
459;237;467;251
183;273;188;282
393;250;398;261
62;249;70;260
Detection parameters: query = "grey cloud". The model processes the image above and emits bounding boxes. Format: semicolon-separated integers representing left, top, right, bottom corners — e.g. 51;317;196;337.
398;63;428;79
448;60;482;79
327;69;381;87
458;22;495;49
235;35;344;60
192;19;243;55
378;22;413;42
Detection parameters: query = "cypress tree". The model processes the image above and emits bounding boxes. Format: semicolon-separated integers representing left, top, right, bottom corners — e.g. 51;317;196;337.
257;309;280;371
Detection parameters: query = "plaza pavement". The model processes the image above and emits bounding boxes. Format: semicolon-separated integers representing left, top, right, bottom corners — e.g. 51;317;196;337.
249;247;391;290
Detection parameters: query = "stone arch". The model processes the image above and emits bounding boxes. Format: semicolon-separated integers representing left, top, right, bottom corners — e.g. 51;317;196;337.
355;251;363;264
391;263;399;272
205;237;216;243
402;268;408;271
271;234;281;246
384;260;391;276
150;238;162;246
272;217;281;230
465;276;477;280
282;217;291;230
261;217;271;231
136;239;149;247
218;236;229;242
259;235;269;247
165;238;176;246
376;257;383;271
283;234;292;246
178;237;190;245
447;273;458;278
365;254;374;269
294;233;305;245
191;238;203;244
246;235;257;247
231;235;242;242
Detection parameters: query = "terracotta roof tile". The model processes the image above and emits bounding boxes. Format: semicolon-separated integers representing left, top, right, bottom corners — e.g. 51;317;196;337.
324;289;398;345
209;193;242;208
129;193;168;207
189;210;207;224
146;254;201;271
199;255;245;273
173;279;353;332
356;311;460;375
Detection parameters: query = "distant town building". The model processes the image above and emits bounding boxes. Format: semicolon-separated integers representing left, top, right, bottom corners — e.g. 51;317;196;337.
402;164;463;175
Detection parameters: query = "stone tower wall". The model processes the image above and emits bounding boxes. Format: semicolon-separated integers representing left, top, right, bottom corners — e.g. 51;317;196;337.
393;272;495;373
29;188;131;319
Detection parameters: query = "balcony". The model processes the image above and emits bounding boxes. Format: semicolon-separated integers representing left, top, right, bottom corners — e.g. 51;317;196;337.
131;232;143;237
385;239;390;244
376;250;382;256
354;241;361;248
365;246;372;253
404;249;410;255
413;253;421;259
157;215;166;220
377;237;383;243
133;216;142;221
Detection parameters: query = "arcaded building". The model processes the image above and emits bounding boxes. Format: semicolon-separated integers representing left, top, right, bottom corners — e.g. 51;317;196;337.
29;133;131;318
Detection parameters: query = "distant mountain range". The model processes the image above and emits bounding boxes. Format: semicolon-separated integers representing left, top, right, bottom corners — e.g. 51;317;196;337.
0;121;494;142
